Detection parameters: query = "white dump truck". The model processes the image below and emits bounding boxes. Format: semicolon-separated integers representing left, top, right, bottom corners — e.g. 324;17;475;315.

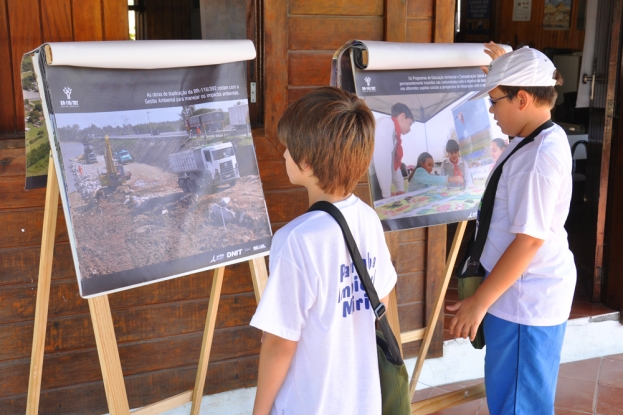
168;142;240;193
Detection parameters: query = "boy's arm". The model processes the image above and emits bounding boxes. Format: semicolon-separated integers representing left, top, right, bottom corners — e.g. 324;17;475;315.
252;333;298;415
447;233;544;340
373;120;395;198
392;166;405;195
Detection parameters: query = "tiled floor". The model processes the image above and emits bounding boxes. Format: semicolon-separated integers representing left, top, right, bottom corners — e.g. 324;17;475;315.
433;276;620;414
412;353;623;414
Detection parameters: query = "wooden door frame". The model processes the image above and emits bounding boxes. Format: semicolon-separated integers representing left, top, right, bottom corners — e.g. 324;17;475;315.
593;1;623;302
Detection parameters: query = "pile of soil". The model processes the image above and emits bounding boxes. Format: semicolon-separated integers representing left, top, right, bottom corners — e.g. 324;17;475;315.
67;156;271;279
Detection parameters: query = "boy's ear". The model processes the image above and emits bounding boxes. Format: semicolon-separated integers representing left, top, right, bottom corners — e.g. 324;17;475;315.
516;90;531;110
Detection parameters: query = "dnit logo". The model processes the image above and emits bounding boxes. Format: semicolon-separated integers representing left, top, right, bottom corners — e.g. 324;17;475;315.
60;86;79;108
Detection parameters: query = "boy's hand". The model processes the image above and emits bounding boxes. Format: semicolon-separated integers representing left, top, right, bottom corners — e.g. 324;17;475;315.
446;296;487;341
481;41;508;74
448;176;464;184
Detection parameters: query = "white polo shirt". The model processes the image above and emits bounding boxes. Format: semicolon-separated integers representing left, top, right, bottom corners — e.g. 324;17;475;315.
250;195;396;415
480;123;576;326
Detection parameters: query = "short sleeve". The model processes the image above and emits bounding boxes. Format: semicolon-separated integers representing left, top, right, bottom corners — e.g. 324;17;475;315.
505;163;561;240
249;235;317;341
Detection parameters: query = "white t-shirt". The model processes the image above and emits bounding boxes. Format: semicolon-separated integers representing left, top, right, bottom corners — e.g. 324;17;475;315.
480;123;576;326
371;116;405;198
250;195;397;415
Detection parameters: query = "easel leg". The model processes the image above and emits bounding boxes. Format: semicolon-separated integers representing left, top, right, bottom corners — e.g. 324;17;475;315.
88;295;130;415
383;233;403;356
249;257;268;304
385;287;403;356
190;266;226;415
409;221;467;397
26;153;60;415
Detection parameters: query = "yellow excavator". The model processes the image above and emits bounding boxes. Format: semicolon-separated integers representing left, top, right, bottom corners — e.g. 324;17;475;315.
98;135;131;188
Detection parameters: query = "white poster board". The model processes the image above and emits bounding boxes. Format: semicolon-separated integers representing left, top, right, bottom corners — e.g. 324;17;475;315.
332;41;511;231
29;40;272;297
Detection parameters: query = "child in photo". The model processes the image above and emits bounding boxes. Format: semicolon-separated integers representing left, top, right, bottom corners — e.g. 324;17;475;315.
441;139;473;186
408;151;464;192
250;87;397;415
447;43;574;415
490;137;507;163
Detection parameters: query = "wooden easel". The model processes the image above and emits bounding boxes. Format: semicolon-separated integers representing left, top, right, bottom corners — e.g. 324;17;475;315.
390;221;486;414
25;154;270;415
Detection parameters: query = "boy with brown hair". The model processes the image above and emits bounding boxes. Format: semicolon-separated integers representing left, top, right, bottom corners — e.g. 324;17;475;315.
250;87;397;415
448;45;574;415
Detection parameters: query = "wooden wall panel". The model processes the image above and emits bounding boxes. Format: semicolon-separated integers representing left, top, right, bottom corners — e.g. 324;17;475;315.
0;355;260;415
386;0;408;42
0;208;68;249
288;52;333;86
0;265;255;325
0;243;76;287
7;0;42;137
290;0;383;16
288;16;384;51
406;19;435;43
103;0;130;40
0;147;26;176
264;0;288;141
72;0;104;41
407;0;434;18
433;0;456;43
41;0;73;41
0;0;16;136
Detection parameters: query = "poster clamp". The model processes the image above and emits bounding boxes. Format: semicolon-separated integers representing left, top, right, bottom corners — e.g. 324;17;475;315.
25;153;269;415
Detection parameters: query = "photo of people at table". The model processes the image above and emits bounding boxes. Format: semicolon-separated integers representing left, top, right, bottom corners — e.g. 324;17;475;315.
363;91;505;230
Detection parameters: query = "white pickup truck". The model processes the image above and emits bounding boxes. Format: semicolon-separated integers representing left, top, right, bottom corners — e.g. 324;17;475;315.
168;142;240;193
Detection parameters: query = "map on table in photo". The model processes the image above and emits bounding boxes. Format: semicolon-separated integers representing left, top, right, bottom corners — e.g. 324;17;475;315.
35;54;272;298
374;185;483;221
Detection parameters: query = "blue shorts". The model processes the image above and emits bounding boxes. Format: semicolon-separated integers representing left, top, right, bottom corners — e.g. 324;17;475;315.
483;313;566;415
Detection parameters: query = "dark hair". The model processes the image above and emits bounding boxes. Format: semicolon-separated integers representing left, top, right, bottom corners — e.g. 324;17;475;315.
491;138;507;150
277;87;375;196
499;70;564;109
391;103;414;120
417;152;433;168
446;139;460;153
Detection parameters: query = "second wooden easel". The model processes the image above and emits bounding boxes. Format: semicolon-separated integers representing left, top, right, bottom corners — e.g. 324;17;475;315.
388;221;486;414
25;155;270;415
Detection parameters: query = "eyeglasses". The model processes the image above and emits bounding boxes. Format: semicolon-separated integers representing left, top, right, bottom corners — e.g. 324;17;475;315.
488;95;510;107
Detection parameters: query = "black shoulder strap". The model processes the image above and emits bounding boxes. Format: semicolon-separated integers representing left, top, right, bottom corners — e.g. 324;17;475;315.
464;120;554;276
307;201;404;365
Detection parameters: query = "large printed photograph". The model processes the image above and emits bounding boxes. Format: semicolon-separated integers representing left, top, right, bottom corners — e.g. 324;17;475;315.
354;66;505;230
41;60;271;297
